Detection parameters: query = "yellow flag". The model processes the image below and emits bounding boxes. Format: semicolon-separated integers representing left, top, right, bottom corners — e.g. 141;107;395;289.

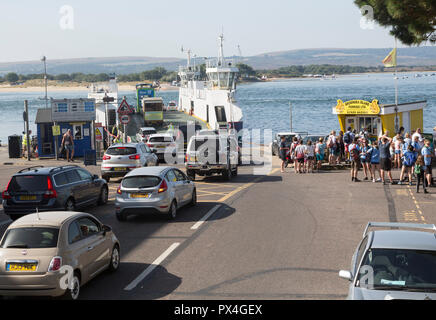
382;48;397;67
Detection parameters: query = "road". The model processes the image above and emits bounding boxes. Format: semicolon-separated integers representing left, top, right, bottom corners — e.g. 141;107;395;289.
0;152;435;300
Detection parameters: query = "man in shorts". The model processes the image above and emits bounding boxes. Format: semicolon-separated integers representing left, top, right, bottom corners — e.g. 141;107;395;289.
379;135;394;185
61;129;75;162
349;137;361;182
422;139;433;187
279;136;288;173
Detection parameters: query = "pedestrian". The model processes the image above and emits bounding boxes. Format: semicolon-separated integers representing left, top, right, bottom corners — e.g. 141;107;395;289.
343;127;353;162
368;140;381;183
403;133;412;152
290;137;299;173
338;131;345;163
379;135;394;185
279;136;288;173
294;139;306;174
315;137;326;172
349;137;361;182
327;130;337;165
415;155;428;193
61;129;75;162
421;139;433;188
394;135;403;169
359;139;371;181
412;135;422;156
398;145;416;186
22;129;32;158
412;128;424;148
305;140;315;173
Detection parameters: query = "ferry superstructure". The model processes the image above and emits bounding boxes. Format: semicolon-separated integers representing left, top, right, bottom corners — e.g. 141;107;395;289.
178;35;243;131
88;73;118;128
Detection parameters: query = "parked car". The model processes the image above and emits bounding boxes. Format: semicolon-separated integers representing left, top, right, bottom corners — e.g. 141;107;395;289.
101;143;158;182
136;127;157;143
166;101;178;111
339;222;436;300
115;166;196;221
146;134;178;162
271;132;308;156
185;134;238;181
0;211;120;300
2;165;108;221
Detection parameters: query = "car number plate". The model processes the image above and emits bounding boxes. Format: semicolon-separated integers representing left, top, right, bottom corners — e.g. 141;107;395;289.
19;195;37;201
130;193;150;198
114;167;126;171
156;145;166;148
6;263;37;272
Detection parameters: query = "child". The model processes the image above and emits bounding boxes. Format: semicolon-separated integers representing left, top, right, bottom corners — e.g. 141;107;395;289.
398;145;416;186
368;140;381;183
415;155;428;193
315;138;326;172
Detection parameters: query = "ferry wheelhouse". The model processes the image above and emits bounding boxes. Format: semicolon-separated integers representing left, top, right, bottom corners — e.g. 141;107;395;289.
178;35;243;131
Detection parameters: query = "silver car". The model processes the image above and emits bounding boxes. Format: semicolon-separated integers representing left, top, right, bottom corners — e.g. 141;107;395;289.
114;166;196;221
146;134;177;162
101;143;158;182
339;222;436;300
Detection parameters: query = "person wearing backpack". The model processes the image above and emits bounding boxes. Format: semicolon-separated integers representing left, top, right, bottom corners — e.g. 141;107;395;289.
294;139;306;174
398;145;416;186
422;139;433;188
327;130;337;165
415;155;428;193
349;137;361;182
289;137;299;173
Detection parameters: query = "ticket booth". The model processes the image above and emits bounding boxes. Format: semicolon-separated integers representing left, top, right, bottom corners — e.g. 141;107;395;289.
333;99;426;138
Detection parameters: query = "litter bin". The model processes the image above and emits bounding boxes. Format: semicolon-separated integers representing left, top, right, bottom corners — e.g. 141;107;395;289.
8;135;22;158
84;149;97;166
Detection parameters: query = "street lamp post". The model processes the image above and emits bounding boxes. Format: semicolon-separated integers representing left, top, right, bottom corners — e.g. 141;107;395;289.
42;56;58;160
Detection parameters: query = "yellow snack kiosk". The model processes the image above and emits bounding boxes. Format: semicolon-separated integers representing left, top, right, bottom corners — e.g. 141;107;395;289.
333;99;426;138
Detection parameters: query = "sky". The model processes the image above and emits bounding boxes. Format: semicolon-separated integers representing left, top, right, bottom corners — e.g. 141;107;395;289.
0;0;415;63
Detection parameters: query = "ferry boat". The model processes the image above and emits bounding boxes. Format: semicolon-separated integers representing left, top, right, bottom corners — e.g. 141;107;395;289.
87;73;118;128
177;34;243;131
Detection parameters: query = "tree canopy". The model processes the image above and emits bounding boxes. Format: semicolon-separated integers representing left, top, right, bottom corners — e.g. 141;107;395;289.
5;72;19;83
355;0;436;45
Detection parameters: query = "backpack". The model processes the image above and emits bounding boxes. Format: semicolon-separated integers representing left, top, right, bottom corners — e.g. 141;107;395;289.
350;145;360;161
415;164;421;175
344;132;351;144
296;147;305;159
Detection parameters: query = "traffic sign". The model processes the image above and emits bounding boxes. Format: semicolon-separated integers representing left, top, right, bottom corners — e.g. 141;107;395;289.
118;97;134;115
95;127;103;141
120;114;130;125
52;125;61;136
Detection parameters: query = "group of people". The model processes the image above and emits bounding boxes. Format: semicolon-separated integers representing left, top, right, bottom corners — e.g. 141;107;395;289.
279;136;327;173
345;127;434;194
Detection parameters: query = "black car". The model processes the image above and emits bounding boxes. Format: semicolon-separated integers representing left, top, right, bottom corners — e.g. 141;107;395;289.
2;165;108;220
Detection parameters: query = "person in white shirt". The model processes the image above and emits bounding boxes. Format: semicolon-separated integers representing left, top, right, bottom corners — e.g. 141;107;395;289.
305;140;315;173
412;128;424;147
327;130;337;165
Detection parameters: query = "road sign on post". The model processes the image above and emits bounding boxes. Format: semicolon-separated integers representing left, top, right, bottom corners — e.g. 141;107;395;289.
120;114;130;125
117;97;134;115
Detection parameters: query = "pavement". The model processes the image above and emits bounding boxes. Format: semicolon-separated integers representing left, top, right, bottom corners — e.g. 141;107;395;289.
0;146;435;300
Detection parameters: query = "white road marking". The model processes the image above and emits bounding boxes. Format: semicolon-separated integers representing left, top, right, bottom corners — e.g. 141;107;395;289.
191;205;221;230
124;242;180;291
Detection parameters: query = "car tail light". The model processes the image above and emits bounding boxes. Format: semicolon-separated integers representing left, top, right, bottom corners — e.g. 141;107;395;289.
103;155;111;160
44;176;57;199
2;178;12;200
185;154;188;163
158;179;168;193
129;154;140;160
146;143;152;147
48;256;62;272
117;186;122;195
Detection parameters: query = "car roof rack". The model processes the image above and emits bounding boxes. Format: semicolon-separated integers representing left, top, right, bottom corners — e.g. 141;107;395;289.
17;166;45;173
49;165;79;173
363;222;436;238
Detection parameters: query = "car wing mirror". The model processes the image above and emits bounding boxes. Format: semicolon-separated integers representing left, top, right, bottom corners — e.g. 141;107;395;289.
339;270;352;281
92;174;99;180
102;225;112;235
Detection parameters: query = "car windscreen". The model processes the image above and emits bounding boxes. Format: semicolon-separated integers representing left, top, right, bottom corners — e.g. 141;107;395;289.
142;130;156;135
106;147;137;155
190;138;220;152
8;175;48;192
357;248;436;290
149;137;172;143
0;227;59;249
122;176;161;188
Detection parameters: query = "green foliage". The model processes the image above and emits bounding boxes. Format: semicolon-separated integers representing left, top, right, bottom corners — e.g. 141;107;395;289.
355;0;436;45
236;63;256;77
5;72;19;83
259;64;373;78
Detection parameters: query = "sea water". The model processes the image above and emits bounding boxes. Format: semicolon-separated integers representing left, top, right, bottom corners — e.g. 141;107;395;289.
0;72;435;144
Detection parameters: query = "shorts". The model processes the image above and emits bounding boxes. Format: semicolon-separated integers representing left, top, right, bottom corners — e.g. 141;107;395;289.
351;159;361;170
316;154;324;161
395;150;401;155
360;158;370;163
307;156;314;161
371;162;379;166
65;144;73;152
297;158;304;164
380;158;392;171
329;148;336;155
425;166;433;175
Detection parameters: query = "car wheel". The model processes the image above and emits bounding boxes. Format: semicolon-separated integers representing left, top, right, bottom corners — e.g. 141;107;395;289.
108;245;120;272
98;186;108;205
116;212;127;222
222;169;231;181
190;189;197;207
65;198;76;211
102;175;110;183
62;272;80;300
187;170;195;181
167;201;177;220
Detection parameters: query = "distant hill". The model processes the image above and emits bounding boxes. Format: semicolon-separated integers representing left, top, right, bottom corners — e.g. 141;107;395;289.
1;46;435;75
